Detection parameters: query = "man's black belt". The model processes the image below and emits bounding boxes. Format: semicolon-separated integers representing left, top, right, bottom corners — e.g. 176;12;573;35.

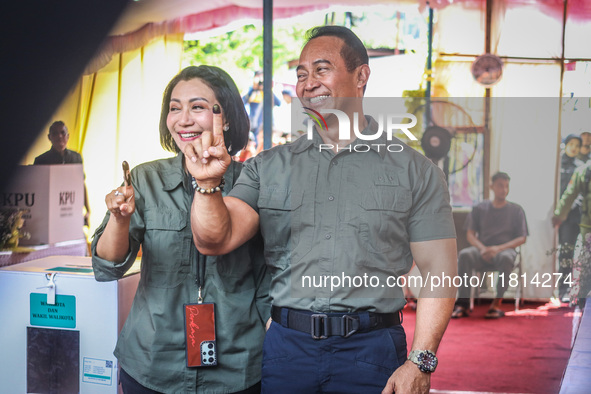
271;306;402;339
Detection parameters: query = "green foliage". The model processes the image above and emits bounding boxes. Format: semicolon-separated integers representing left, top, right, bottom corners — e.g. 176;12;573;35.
183;24;308;89
182;8;428;92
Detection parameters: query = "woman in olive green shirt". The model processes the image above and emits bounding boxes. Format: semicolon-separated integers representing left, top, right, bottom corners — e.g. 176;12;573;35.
92;66;270;393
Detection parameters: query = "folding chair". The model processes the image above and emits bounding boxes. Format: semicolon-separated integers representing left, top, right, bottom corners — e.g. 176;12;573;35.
469;247;523;311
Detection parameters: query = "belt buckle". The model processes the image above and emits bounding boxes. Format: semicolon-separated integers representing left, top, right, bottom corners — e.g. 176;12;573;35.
310;314;328;339
342;315;359;338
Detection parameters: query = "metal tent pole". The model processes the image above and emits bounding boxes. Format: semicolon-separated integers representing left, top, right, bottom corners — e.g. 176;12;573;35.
263;0;273;150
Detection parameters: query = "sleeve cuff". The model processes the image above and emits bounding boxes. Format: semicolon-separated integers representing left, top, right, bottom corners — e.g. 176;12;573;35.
408;212;457;242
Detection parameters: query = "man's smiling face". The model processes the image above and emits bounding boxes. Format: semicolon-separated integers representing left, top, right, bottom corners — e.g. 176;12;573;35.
296;36;365;125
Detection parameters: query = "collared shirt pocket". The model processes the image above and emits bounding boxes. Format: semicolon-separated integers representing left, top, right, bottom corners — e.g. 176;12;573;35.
359;174;412;255
258;189;304;270
142;207;191;288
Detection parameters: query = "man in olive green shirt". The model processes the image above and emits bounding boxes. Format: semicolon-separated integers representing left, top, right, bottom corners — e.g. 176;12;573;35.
187;26;457;393
553;160;591;303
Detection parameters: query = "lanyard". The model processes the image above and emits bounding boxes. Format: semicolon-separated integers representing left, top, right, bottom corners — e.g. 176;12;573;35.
190;174;207;304
196;252;206;304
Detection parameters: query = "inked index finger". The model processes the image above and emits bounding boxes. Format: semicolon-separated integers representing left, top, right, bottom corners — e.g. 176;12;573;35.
212;104;224;137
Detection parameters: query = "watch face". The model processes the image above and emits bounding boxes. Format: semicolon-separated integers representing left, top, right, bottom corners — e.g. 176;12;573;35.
417;351;438;373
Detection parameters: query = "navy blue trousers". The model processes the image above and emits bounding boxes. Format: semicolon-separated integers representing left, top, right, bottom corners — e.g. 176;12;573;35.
120;368;261;394
261;321;407;393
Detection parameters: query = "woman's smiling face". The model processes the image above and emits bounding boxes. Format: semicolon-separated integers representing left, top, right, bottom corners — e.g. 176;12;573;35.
166;78;223;152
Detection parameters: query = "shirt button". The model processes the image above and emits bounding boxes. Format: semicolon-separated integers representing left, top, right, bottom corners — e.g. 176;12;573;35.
328;195;335;201
332;160;338;166
325;234;331;239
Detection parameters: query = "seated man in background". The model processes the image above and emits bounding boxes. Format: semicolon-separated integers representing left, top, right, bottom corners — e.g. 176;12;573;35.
452;172;528;319
34;120;91;226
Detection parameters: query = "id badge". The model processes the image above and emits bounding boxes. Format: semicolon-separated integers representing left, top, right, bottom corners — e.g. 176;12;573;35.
184;303;217;367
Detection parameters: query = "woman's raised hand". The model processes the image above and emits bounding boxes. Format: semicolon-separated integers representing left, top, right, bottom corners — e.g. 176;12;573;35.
183;104;232;186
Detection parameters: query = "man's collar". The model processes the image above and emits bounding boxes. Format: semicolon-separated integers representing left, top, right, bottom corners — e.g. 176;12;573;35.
357;116;388;158
50;146;67;156
289;130;320;153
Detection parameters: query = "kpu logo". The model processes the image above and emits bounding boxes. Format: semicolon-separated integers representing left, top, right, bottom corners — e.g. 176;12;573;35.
59;191;76;206
303;107;418;152
2;192;35;208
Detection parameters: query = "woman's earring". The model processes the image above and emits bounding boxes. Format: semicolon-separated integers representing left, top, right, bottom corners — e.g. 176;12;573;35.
223;124;230;132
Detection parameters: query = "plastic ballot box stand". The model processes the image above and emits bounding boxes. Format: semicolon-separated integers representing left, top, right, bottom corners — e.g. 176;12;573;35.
1;164;85;246
0;255;140;394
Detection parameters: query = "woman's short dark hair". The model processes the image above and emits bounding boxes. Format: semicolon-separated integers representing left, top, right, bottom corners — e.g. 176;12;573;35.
159;65;249;156
305;25;369;72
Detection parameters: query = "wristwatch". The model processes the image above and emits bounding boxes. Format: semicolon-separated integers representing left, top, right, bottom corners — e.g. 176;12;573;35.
408;350;438;373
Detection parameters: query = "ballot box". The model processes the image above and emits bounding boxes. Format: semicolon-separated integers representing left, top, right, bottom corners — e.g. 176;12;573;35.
0;255;140;393
1;164;84;245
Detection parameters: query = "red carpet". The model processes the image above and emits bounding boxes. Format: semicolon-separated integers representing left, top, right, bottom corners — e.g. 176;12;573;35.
402;301;576;393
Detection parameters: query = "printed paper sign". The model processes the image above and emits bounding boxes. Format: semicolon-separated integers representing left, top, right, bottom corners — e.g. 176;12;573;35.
83;358;113;386
30;293;76;328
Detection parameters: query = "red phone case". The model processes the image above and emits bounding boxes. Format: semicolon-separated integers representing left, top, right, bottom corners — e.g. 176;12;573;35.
184;303;217;367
